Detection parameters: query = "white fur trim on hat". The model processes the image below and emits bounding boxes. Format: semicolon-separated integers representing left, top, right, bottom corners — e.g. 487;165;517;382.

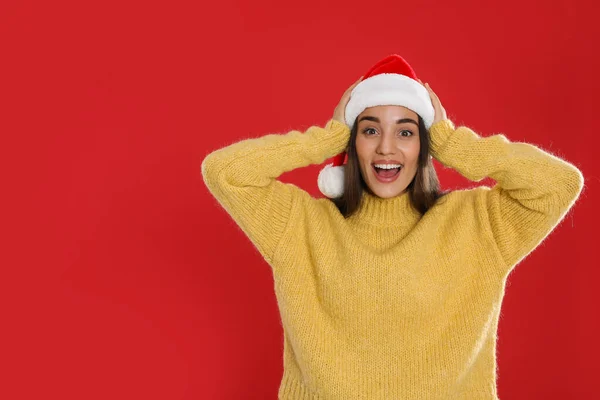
317;163;345;198
345;73;435;129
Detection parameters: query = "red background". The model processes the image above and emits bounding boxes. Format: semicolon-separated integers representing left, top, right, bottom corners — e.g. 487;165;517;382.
1;0;599;399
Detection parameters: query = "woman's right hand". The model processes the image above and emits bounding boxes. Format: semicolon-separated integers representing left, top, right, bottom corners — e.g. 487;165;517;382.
332;76;363;124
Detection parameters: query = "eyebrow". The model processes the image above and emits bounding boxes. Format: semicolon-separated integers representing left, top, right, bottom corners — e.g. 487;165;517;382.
358;116;418;126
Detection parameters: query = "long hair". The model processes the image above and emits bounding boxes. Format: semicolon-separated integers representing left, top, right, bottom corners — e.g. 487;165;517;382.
332;115;449;217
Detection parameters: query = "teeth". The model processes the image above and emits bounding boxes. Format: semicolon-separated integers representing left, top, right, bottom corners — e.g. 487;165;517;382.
374;164;402;169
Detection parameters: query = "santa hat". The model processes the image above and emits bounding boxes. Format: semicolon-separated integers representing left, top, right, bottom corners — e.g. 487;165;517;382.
317;54;435;199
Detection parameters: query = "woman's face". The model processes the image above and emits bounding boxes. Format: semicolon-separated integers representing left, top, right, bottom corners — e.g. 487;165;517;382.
355;105;421;199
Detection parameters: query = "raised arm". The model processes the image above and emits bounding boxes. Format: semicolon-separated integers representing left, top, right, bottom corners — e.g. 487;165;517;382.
424;83;584;270
201;119;350;265
201;79;361;265
431;119;583;268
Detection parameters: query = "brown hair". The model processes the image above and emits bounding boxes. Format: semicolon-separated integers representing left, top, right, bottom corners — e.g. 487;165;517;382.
332;115;450;217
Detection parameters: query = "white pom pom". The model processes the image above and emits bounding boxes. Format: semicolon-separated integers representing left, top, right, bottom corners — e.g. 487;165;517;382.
317;163;345;198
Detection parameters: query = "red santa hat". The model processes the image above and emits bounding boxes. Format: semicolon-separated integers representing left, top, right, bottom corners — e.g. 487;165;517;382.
317;54;435;199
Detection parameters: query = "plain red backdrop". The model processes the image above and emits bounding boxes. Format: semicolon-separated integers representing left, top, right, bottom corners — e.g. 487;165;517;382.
1;0;599;399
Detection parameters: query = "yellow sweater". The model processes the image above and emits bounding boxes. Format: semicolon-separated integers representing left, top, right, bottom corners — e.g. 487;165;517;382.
201;118;584;399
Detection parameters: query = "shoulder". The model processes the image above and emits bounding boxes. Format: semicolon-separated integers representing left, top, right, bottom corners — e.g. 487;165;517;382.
272;183;345;249
424;187;497;244
279;181;340;216
429;186;493;215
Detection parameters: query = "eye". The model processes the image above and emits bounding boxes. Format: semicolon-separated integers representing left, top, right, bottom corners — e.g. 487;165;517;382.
399;130;413;137
362;127;377;135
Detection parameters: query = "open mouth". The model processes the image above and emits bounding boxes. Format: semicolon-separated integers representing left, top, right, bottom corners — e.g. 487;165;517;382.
373;165;402;179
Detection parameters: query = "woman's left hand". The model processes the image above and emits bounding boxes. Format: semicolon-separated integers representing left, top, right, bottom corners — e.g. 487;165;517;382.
418;79;447;125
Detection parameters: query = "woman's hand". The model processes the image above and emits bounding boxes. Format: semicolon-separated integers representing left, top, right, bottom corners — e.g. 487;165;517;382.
333;76;363;124
418;79;447;125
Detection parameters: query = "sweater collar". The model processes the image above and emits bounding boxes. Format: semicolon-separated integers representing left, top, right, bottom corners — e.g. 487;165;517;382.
347;189;422;227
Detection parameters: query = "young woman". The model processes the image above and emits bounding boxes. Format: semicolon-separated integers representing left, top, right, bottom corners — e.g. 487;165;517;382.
201;55;584;400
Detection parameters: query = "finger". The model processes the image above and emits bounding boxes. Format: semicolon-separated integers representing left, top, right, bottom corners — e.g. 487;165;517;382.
342;83;359;97
427;83;439;98
424;83;435;97
342;77;363;100
348;76;363;90
424;83;436;102
342;86;355;98
426;83;440;101
426;88;441;112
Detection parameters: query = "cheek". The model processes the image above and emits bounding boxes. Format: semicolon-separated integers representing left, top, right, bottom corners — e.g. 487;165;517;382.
399;142;420;164
357;154;370;176
355;139;370;164
409;140;421;159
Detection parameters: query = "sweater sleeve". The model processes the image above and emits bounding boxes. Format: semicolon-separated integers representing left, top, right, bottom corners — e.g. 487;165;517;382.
200;119;350;265
429;119;585;270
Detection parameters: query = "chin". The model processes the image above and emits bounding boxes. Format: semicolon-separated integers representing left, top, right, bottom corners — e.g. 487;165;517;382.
367;184;408;199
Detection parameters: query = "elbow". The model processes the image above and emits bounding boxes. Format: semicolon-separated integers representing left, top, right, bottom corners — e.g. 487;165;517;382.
200;151;224;192
200;149;243;197
553;163;585;213
200;153;213;183
564;164;584;201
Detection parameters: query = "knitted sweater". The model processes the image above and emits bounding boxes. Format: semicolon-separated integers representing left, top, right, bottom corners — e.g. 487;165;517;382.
201;118;584;400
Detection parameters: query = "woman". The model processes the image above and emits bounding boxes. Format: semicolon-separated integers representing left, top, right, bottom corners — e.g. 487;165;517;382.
201;55;584;399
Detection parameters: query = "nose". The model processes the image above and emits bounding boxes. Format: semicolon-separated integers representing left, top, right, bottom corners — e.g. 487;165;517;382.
376;130;396;155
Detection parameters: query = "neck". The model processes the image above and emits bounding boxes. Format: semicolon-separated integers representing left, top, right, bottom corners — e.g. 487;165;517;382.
347;189;422;228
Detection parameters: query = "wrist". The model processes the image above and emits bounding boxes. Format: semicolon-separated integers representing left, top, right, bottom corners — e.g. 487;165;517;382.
429;119;456;159
327;118;348;131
